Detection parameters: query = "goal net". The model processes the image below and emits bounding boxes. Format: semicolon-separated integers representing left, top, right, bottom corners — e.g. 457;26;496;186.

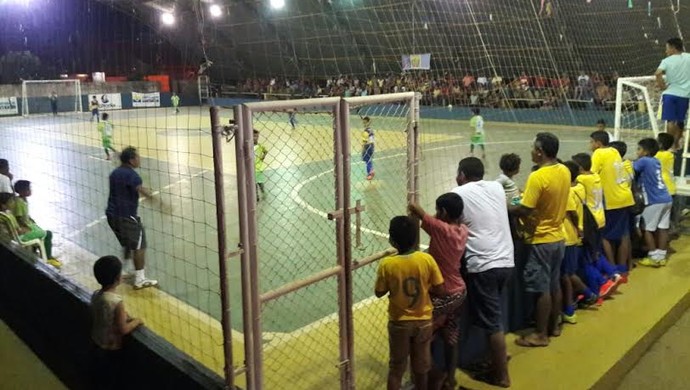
21;80;83;116
614;76;663;143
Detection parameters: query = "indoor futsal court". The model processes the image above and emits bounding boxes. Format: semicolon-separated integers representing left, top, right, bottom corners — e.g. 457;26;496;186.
0;105;629;388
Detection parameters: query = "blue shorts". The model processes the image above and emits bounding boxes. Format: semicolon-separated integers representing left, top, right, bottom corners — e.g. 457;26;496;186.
661;94;689;124
561;245;581;276
603;208;630;241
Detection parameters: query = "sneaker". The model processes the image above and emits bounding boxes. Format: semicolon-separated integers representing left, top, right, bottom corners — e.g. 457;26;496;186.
619;273;629;284
134;278;159;290
599;279;617;299
659;259;668;267
47;258;62;269
562;312;577;324
580;292;598;307
638;257;661;268
366;172;375;180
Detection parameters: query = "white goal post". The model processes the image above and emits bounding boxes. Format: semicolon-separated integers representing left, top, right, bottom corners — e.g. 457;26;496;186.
613;76;663;142
21;79;83;116
616;76;690;194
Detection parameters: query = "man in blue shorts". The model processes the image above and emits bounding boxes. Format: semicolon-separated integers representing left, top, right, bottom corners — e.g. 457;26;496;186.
656;37;690;151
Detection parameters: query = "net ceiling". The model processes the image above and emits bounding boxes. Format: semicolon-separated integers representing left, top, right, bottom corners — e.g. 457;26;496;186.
1;0;689;82
98;0;690;81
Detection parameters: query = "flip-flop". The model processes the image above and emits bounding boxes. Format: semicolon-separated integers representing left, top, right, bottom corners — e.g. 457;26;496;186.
515;335;549;347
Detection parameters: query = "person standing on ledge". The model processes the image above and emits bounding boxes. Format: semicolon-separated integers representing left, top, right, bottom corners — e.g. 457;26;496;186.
656;37;690;151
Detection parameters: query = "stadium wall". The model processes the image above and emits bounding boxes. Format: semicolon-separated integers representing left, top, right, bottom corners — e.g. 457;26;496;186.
0;241;225;390
0;81;161;98
210;97;641;129
4;91;200;116
2;94;647;130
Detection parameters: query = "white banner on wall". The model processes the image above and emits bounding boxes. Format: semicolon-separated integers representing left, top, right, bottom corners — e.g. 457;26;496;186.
98;93;122;110
0;97;18;116
132;92;161;108
401;53;431;70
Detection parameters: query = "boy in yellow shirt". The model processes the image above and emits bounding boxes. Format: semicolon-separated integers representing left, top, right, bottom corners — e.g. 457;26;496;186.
511;132;570;347
561;161;600;323
656;133;679;233
609;141;637;271
590;131;635;271
376;216;445;389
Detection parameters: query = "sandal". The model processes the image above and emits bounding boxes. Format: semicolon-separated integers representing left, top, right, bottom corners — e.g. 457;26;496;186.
515;335;549;347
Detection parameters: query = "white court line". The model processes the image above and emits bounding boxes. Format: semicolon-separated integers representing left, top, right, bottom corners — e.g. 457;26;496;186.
275;139;584;339
290;139;584;247
64;169;208;239
87;155;110;162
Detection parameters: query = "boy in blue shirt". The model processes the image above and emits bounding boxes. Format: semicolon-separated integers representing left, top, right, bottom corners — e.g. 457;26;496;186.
635;138;673;267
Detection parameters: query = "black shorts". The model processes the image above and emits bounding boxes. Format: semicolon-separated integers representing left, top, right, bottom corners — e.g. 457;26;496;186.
466;267;513;333
107;216;146;251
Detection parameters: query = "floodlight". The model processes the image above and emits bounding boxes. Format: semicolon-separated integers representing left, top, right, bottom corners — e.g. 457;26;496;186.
161;12;175;25
270;0;285;10
209;4;222;17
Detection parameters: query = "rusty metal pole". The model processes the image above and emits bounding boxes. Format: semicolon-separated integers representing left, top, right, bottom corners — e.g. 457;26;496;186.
240;104;264;389
338;99;355;389
233;105;255;389
210;106;235;388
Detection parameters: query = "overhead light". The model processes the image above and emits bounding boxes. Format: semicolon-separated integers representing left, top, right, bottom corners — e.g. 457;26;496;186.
209;4;222;17
270;0;285;10
161;12;175;25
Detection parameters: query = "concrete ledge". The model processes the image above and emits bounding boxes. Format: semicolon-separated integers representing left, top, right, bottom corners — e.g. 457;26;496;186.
0;240;225;390
456;235;690;389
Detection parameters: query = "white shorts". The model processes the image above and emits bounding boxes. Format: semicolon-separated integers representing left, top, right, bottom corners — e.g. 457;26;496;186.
642;202;672;231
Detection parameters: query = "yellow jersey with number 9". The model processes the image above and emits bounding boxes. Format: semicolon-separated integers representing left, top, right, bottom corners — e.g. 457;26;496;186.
591;147;635;210
375;251;444;321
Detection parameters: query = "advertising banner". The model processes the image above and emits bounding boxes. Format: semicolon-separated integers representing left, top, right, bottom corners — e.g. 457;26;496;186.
132;92;161;108
0;97;18;116
98;93;122;110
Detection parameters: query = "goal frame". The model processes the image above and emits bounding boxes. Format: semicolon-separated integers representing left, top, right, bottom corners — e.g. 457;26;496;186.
613;76;661;141
21;79;83;116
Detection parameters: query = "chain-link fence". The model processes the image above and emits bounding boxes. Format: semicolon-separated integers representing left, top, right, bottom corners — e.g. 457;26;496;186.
0;102;239;386
231;93;420;389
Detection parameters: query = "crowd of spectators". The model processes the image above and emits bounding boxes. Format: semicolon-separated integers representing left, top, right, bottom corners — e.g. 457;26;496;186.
374;127;681;388
234;70;622;109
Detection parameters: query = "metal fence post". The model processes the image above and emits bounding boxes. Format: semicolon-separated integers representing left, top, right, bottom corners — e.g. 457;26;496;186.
233;105;255;389
240;104;264;389
337;99;355;389
210;106;235;388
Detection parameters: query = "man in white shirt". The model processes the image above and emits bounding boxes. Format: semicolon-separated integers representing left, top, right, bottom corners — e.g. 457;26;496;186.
0;159;13;193
451;157;514;388
656;37;690;150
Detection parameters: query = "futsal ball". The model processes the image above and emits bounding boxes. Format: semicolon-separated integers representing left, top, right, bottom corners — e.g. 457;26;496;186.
447;104;453;111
